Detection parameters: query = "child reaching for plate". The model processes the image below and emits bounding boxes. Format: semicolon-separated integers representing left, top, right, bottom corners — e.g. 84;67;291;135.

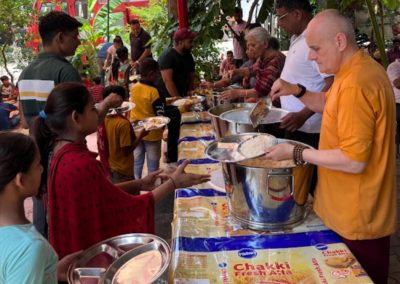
97;85;148;183
30;82;209;259
0;132;80;283
130;58;165;179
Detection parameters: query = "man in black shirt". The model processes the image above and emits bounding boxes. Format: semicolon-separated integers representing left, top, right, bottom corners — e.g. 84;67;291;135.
158;28;197;98
157;28;197;163
129;19;152;69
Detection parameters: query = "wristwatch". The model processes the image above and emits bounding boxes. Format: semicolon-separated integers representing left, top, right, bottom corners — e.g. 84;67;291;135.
296;84;306;98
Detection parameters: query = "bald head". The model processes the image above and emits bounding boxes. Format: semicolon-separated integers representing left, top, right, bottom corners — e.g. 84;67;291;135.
305;9;359;74
308;9;357;48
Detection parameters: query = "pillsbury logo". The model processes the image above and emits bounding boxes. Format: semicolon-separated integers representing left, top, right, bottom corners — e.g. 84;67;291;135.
218;262;227;268
238;248;257;259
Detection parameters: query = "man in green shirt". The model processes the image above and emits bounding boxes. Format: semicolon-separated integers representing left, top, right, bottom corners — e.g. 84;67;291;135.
19;11;122;240
18;11;83;127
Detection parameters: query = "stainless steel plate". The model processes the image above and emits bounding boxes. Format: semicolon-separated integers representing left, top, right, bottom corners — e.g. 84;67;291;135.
107;102;135;115
68;234;170;284
103;240;170;284
220;107;251;124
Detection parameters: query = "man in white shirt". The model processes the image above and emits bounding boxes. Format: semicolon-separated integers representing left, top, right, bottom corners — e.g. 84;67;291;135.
275;0;333;149
387;58;400;155
387;58;400;105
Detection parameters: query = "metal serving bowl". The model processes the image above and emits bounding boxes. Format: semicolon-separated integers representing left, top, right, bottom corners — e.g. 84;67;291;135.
219;107;289;136
208;103;255;139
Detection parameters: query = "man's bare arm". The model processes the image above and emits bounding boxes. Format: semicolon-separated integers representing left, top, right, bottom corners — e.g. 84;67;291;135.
161;69;180;97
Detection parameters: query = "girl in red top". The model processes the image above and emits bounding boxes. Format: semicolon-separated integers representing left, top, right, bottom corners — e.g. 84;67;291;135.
31;82;209;258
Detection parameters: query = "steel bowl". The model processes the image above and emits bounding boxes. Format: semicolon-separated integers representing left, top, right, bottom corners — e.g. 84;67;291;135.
208;103;255;139
219;107;289;136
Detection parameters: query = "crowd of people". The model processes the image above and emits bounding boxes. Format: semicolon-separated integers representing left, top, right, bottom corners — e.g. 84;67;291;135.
0;10;210;283
0;0;400;283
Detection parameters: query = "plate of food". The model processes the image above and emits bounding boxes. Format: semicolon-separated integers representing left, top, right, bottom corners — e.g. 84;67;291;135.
172;96;204;107
237;133;278;160
142;116;170;131
108;101;135;115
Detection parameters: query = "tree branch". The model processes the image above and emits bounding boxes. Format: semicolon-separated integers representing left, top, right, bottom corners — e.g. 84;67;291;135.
1;44;14;84
247;0;260;23
365;0;388;68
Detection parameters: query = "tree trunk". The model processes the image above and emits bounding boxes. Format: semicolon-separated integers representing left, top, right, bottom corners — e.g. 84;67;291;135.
168;0;178;19
247;0;260;23
0;44;14;84
378;0;385;42
365;0;388;67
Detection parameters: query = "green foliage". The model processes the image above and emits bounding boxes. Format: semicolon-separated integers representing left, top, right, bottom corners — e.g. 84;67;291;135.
72;0;129;78
187;0;235;81
364;0;388;67
0;0;34;35
337;0;400;68
130;0;173;58
0;0;36;82
131;0;236;81
93;0;128;44
71;18;99;79
383;0;400;10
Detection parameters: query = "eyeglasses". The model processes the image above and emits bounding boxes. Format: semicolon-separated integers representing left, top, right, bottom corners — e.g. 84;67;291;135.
276;12;289;21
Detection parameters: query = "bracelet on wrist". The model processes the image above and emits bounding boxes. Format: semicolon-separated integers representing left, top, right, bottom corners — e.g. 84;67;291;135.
293;144;307;166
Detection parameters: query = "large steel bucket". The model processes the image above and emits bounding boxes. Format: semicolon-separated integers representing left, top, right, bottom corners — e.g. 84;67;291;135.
206;134;314;231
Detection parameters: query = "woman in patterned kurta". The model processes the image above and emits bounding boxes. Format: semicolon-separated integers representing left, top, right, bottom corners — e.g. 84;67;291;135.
220;27;285;102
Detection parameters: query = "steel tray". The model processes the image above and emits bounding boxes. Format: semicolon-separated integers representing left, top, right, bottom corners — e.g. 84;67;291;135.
67;233;170;284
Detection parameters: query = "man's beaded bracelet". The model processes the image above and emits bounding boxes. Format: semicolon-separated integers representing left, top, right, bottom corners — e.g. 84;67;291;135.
293;144;308;166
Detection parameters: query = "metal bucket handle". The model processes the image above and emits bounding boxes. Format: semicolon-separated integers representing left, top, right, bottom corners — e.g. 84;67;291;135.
267;173;294;201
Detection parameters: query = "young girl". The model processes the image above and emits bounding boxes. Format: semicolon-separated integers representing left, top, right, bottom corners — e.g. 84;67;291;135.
0;132;79;283
111;46;131;91
31;82;209;258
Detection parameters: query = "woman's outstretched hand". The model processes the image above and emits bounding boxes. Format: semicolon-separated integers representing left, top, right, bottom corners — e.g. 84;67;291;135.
140;169;164;191
170;160;210;188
